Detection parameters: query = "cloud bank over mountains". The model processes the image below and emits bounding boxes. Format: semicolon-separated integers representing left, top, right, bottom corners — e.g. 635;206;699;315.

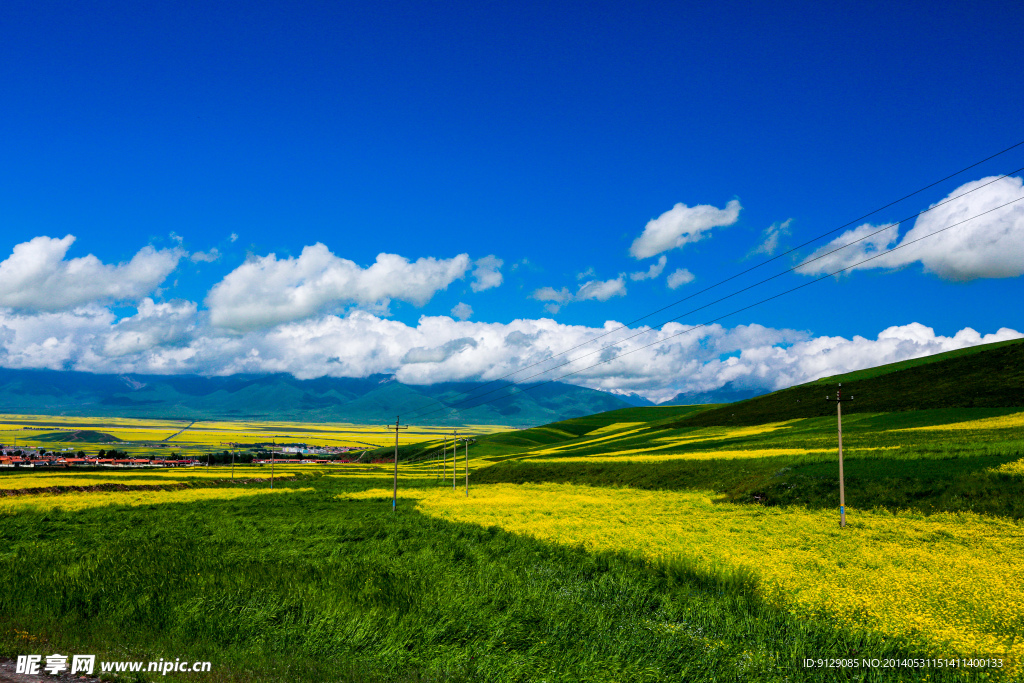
0;172;1021;404
0;300;1016;402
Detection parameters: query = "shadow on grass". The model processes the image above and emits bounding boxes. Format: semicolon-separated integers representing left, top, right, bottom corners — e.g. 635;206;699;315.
0;485;1003;682
472;453;1024;519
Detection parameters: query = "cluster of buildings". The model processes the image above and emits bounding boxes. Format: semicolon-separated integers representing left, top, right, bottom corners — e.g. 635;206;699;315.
0;452;200;468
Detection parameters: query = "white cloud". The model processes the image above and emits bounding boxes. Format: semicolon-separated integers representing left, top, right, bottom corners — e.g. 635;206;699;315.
532;287;573;304
750;219;792;257
629;255;667;281
101;299;198;358
190;248;221;263
630;199;742;259
451;302;473;320
666;268;695;289
229;233;239;243
797;176;1024;281
576;277;626;301
205;243;471;331
0;235;184;312
531;276;626;312
470;255;504;292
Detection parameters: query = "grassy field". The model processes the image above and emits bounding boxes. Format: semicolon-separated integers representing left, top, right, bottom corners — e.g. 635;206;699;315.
1;344;1022;681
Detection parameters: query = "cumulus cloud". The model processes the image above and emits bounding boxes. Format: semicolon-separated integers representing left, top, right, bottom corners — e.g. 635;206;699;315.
470;255;503;292
229;233;239;243
0;235;184;311
576;277;627;301
205;243;471;331
797;176;1024;280
630;199;742;259
101;299;198;358
2;300;1016;405
666;268;695;289
750;219;792;257
630;255;667;281
451;302;473;320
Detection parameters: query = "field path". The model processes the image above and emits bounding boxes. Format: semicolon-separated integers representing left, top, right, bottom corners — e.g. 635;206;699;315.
162;420;197;442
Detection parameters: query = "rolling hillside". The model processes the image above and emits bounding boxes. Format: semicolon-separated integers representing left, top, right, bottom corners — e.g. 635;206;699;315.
663;337;1024;428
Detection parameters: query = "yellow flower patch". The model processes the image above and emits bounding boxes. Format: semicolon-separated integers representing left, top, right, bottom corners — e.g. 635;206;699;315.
901;411;1024;432
1;486;314;514
345;483;1024;665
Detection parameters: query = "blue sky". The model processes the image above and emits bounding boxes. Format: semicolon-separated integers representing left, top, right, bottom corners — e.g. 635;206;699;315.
1;1;1022;401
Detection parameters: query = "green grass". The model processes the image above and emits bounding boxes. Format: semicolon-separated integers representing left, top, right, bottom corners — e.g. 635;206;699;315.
0;476;997;682
364;405;713;463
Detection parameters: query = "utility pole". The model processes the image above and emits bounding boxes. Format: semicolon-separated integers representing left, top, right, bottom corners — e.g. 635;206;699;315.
826;383;854;528
385;416;409;512
442;434;447;484
464;436;469;497
451;429;458;491
231;450;235;479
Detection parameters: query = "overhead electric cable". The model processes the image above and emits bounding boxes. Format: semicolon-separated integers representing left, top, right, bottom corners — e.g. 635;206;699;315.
408;192;1024;421
404;164;1024;422
403;139;1024;416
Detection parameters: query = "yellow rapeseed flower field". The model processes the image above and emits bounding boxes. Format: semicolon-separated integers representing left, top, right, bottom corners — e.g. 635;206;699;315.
347;483;1024;666
0;486;313;514
0;469;298;489
901;411;1024;431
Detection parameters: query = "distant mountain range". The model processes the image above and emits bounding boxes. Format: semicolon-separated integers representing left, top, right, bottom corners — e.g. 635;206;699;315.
0;368;644;426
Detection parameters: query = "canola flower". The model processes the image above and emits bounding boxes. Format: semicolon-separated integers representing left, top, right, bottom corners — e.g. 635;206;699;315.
901;411;1024;432
525;421;800;459
346;483;1024;667
0;486;314;514
991;458;1024;476
527;445;902;464
583;422;646;436
0;475;194;489
0;471;298;489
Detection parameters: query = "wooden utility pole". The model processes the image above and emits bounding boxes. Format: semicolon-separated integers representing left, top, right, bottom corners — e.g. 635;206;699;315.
385;416;409;512
826;383;854;528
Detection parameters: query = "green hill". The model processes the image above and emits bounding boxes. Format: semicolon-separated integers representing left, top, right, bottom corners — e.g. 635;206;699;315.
32;430;122;443
456;338;1024;519
662;337;1024;428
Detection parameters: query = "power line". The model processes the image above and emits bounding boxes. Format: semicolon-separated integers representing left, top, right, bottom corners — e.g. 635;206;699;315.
405;170;1024;422
408;192;1024;420
400;139;1024;419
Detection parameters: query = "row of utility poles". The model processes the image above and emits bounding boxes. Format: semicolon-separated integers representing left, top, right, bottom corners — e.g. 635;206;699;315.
386;416;471;512
438;430;470;496
386;387;851;527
